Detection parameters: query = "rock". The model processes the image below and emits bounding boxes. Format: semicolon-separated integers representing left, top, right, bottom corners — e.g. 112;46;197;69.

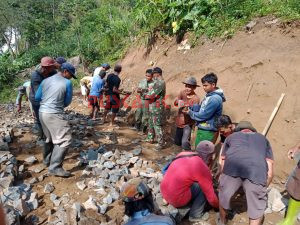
72;202;83;219
76;180;87;191
50;193;57;202
28;165;45;173
37;174;45;182
28;177;38;184
132;147;142;156
268;187;287;212
0;139;9;151
18;165;24;173
131;139;140;144
103;161;115;169
110;189;120;201
69;56;81;68
87;149;98;161
102;194;113;205
13;199;30;216
53;199;61;207
3;206;20;225
246;20;257;31
24;156;37;165
0;176;14;190
129;156;139;164
27;192;38;210
99;204;108;214
83;196;98;211
102;151;113;159
156;196;167;206
44;182;55;193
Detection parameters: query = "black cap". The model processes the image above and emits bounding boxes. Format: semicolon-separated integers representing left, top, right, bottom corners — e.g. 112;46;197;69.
153;67;162;75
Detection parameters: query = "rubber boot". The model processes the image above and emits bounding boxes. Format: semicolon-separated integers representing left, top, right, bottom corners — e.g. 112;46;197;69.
278;198;300;225
48;145;70;177
43;142;53;166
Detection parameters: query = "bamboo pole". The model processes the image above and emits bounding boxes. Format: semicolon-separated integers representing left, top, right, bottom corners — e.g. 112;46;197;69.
262;93;285;136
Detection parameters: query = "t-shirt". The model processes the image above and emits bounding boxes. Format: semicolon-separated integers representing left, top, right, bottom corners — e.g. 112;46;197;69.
90;75;105;97
175;90;200;128
125;210;175;225
222;131;274;186
35;73;73;113
106;73;121;96
160;151;219;209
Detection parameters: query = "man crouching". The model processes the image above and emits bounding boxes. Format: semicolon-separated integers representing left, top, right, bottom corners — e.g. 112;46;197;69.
35;62;77;177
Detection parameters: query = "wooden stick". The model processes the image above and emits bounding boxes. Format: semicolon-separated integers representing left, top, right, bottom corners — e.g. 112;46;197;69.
246;83;253;101
262;93;286;136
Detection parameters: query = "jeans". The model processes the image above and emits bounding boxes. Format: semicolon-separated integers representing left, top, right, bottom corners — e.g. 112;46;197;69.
174;125;192;150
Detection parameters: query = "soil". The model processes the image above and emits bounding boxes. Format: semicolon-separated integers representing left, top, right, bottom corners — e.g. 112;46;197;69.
2;16;300;225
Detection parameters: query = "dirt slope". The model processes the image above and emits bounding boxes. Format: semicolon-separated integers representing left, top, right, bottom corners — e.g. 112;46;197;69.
120;17;300;178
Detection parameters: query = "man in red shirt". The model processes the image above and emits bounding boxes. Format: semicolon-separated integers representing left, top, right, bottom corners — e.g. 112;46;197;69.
174;77;200;150
160;140;219;222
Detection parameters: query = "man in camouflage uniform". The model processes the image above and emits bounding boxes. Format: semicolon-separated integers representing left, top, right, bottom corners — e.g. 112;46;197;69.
144;67;166;150
135;69;154;133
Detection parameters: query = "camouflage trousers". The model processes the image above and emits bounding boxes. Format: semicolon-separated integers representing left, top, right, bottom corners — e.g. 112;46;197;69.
147;103;164;145
135;99;149;128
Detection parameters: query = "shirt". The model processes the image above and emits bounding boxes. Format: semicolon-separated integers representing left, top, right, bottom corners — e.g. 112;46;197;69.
106;73;121;96
174;90;200;128
35;73;73;114
222;131;274;186
125;210;175;225
90;75;105;97
160;152;219;209
138;79;154;100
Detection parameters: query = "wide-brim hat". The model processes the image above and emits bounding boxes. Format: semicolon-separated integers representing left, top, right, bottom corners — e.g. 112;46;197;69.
41;56;55;67
183;77;200;87
235;121;257;132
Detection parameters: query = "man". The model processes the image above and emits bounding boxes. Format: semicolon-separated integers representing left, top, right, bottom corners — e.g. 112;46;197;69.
89;70;106;120
80;75;93;101
135;69;154;133
188;73;225;147
35;62;76;177
218;121;274;225
161;141;219;222
279;142;300;225
16;80;34;116
103;64;122;126
29;56;57;138
35;56;66;72
93;63;110;77
215;115;238;144
174;77;200;150
121;178;175;225
144;67;166;150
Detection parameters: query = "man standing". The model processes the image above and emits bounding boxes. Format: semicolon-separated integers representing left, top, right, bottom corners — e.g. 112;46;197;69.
174;77;200;150
16;80;34;116
103;64;122;126
135;69;153;133
188;73;225;147
35;62;76;177
29;56;56;138
144;67;166;150
93;63;110;77
89;70;106;120
218;121;274;225
279;142;300;225
160;141;219;222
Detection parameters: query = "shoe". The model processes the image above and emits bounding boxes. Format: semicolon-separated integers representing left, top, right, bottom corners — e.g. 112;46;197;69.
49;167;71;177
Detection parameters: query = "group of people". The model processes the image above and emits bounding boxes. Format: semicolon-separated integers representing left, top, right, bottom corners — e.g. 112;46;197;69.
12;57;300;225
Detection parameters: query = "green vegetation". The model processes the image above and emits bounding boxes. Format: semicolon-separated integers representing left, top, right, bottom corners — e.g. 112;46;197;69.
0;0;299;102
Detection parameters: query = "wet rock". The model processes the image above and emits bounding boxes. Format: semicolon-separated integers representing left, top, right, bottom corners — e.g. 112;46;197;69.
72;202;83;219
0;176;14;190
103;161;115;169
102;151;113;159
24;156;37;165
44;182;55;193
76;180;87;191
13;199;30;216
129;156;139;164
3;205;20;225
87;149;98;161
132;147;142;156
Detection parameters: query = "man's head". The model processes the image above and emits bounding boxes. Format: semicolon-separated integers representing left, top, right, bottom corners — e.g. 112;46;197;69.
54;57;66;69
152;67;162;80
40;56;56;77
196;140;215;166
201;72;218;93
183;77;199;95
121;178;154;217
99;70;106;79
60;63;77;80
235;121;257;132
145;69;153;82
114;64;122;74
101;63;111;71
215;115;235;138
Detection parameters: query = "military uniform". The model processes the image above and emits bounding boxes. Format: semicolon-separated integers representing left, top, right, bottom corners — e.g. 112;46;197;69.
145;78;166;147
135;79;153;131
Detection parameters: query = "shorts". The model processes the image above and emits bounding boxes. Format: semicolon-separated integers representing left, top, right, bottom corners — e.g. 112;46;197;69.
219;174;267;219
105;95;120;113
88;95;99;109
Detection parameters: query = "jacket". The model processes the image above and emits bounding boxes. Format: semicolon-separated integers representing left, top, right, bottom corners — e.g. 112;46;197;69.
188;88;225;131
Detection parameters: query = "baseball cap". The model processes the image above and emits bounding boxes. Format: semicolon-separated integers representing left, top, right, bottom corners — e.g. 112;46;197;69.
61;62;77;79
196;140;215;163
41;57;55;67
235;121;257;132
55;57;66;65
121;178;150;202
152;67;162;75
101;63;111;70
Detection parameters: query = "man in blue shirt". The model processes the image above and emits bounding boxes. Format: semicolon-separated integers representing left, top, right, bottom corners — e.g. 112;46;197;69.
121;178;175;225
88;70;106;120
35;62;76;177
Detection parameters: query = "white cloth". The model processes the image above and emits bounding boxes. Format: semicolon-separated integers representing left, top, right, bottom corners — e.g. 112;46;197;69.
93;67;102;77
